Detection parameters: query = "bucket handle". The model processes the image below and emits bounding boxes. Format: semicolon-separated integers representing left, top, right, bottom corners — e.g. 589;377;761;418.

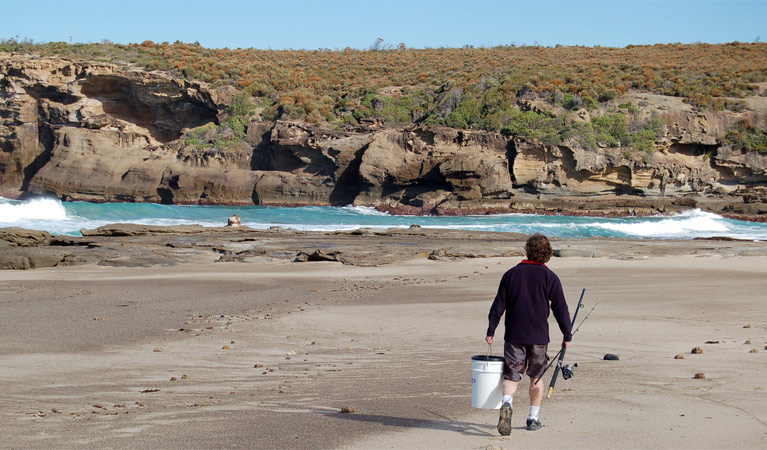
487;343;492;361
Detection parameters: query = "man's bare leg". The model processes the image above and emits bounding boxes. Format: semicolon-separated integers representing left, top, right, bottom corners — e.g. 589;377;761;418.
529;376;543;406
526;376;544;430
502;379;518;396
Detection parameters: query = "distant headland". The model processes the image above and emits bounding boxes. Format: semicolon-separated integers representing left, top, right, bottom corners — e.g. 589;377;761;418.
1;42;765;220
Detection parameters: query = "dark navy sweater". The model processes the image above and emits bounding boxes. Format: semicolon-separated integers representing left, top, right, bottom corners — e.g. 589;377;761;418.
487;261;573;345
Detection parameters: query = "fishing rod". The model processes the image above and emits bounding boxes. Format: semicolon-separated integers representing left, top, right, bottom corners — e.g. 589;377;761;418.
532;289;597;398
543;288;584;399
535;295;597;384
537;302;598;386
541;302;598;395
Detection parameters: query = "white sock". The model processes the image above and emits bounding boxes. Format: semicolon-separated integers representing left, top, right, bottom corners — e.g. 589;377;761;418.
502;395;512;406
528;405;540;420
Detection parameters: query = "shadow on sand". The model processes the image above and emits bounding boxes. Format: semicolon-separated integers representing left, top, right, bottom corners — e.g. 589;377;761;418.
328;407;497;437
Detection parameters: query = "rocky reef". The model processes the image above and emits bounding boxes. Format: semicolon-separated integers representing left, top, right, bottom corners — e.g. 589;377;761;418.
2;55;766;219
3;224;767;270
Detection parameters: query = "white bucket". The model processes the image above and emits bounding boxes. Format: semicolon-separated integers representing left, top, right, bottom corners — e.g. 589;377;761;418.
471;355;504;409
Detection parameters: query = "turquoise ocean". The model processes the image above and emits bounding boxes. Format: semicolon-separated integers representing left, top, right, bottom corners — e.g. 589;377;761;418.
2;196;767;240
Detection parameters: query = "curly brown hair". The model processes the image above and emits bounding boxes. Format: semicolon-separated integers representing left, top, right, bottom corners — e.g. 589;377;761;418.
525;233;553;264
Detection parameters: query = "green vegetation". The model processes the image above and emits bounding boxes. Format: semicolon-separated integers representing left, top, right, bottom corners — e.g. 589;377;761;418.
184;94;256;151
3;39;766;153
630;117;666;152
724;119;767;153
617;102;638;113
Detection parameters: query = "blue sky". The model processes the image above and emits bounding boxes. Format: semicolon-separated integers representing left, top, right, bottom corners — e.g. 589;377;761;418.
2;0;765;50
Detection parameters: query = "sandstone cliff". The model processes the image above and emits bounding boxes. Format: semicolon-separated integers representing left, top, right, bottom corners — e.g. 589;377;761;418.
2;55;766;219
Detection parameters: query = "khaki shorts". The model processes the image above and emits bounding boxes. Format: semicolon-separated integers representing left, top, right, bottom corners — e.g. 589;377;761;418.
503;342;550;382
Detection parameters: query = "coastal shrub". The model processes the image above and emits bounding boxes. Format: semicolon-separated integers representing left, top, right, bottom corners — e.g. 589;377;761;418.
724;99;747;112
553;115;664;152
183;94;258;151
11;41;767;118
184;122;216;150
592;113;631;147
560;93;583;110
560;121;598;148
724;120;767;153
7;40;767;141
445;96;482;129
598;88;618;102
581;96;600;110
618;102;638;114
368;95;423;126
629;117;665;152
503;109;564;145
222;93;256;136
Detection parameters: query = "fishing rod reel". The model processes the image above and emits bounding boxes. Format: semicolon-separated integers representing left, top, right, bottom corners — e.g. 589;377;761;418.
561;362;578;380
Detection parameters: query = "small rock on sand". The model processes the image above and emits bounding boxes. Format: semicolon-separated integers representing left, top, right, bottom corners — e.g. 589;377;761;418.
181;374;189;379
704;340;719;344
153;348;163;353
744;340;752;344
749;349;759;353
222;345;230;350
694;372;706;379
743;324;751;328
691;347;703;354
170;377;177;381
254;364;263;368
341;406;355;413
674;354;685;359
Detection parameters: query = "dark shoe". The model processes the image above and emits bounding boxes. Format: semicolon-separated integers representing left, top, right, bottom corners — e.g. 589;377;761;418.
497;403;512;436
526;418;542;431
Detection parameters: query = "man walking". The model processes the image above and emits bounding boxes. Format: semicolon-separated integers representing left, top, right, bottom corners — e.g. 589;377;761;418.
485;233;572;436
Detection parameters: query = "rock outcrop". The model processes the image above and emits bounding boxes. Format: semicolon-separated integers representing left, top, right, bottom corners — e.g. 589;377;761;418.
0;227;51;247
2;55;766;219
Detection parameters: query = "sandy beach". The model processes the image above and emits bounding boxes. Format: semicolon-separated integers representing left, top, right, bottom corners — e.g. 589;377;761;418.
1;233;766;449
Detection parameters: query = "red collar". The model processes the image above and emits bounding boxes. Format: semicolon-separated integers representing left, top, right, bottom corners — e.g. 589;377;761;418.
521;259;546;266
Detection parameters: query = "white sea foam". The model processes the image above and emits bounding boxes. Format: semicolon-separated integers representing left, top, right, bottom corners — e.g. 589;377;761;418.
0;197;69;222
340;205;391;216
594;209;729;238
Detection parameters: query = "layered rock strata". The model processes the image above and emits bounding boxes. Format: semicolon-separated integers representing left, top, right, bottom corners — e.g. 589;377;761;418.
2;55;766;219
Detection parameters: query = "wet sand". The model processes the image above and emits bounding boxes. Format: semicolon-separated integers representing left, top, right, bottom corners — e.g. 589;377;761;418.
1;236;766;449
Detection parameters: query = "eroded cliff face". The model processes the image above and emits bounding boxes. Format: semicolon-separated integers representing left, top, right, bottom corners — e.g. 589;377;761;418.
1;55;766;219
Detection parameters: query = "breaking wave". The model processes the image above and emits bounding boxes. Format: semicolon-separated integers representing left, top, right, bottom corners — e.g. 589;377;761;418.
593;209;730;239
0;196;68;222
